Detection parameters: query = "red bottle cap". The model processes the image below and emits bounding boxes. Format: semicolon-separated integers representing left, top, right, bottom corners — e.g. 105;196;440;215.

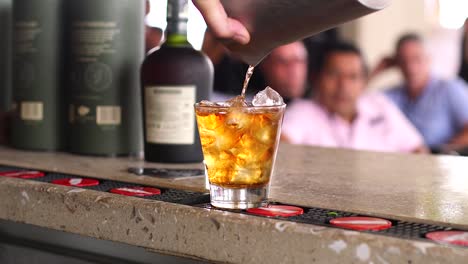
110;186;161;197
247;205;304;217
0;171;45;179
52;178;100;187
330;217;392;231
426;231;468;246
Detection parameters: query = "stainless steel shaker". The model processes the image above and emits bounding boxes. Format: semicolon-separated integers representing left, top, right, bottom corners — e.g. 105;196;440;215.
220;0;392;65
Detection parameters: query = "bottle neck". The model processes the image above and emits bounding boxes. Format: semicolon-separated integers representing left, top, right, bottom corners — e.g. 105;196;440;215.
165;21;190;47
164;0;190;47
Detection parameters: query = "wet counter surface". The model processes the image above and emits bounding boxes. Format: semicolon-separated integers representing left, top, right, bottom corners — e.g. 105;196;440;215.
0;145;468;263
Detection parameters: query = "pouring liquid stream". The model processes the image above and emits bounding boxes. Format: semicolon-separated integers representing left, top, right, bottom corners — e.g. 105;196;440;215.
241;65;255;98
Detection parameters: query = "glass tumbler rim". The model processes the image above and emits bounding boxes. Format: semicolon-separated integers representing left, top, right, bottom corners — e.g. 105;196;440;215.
194;102;287;110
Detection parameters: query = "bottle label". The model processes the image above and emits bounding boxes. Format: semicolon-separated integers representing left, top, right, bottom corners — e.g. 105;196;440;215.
14;21;41;94
71;22;119;94
145;86;196;145
20;101;43;121
14;21;41;55
96;106;121;125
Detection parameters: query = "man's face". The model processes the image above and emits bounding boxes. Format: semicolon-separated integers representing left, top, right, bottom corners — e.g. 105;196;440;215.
261;42;308;99
396;40;430;92
316;52;365;118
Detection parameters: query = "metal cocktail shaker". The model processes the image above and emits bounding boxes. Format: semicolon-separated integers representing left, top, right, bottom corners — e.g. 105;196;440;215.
220;0;392;65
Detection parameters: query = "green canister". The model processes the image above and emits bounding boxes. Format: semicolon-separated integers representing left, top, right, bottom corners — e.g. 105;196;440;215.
0;0;12;112
11;0;64;150
66;0;145;156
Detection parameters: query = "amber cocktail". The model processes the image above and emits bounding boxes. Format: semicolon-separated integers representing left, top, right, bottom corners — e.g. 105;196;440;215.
195;101;285;209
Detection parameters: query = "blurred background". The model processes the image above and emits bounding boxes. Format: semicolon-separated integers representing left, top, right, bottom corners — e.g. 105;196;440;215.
146;0;468;90
3;0;468;155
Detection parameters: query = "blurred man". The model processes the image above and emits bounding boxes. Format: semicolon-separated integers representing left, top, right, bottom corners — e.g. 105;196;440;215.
282;42;426;153
374;33;468;151
259;42;308;103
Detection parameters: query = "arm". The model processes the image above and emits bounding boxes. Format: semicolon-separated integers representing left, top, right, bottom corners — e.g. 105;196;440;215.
446;80;468;149
463;19;468;63
448;124;468;147
368;56;396;81
280;102;309;145
378;94;427;153
412;145;430;154
192;0;250;45
280;134;292;143
281;111;301;145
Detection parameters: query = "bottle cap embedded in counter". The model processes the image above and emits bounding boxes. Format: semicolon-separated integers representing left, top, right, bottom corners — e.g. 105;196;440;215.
110;187;161;197
330;216;392;231
0;171;45;179
426;231;468;246
247;205;304;217
52;178;99;187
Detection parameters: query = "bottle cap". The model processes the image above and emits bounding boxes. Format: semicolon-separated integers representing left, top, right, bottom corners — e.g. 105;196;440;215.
247;205;304;217
110;186;161;197
167;0;189;21
0;170;45;179
330;216;392;231
426;231;468;246
52;178;99;187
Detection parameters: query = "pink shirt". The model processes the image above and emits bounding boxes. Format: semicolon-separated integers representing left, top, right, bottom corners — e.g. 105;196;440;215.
282;93;424;153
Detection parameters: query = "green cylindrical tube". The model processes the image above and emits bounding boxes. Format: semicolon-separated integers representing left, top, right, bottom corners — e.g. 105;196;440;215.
10;0;64;150
65;0;145;156
0;0;12;113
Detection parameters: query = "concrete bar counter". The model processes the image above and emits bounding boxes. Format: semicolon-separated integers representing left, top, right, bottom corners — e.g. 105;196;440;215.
0;144;468;263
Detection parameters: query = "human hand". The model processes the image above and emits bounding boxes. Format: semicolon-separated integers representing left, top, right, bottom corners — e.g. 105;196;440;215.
369;56;396;79
412;145;429;154
464;18;468;34
375;56;396;72
192;0;250;45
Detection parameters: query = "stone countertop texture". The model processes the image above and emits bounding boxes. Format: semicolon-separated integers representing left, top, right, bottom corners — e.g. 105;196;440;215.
0;144;468;263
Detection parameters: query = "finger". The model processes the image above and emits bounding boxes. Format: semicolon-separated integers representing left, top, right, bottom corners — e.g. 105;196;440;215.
192;0;250;44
